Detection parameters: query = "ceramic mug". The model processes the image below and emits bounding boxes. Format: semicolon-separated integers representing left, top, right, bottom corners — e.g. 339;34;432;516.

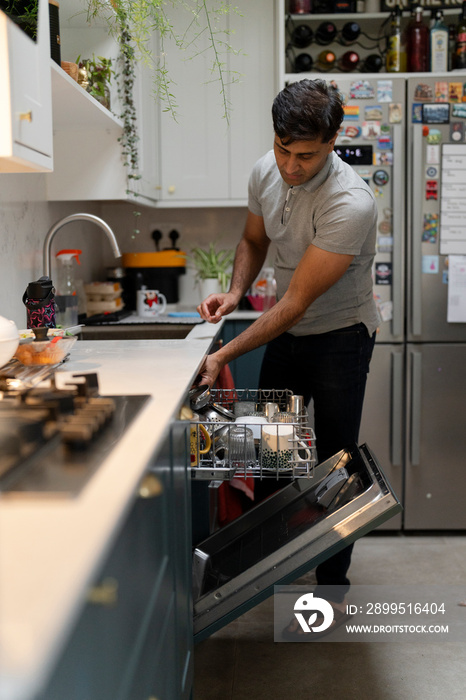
137;289;167;317
190;423;212;466
260;424;311;471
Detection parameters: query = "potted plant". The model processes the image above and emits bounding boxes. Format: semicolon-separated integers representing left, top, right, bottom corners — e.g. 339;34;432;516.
76;54;113;109
187;243;235;298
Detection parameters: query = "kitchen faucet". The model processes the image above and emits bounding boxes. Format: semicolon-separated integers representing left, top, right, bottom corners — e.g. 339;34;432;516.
43;213;122;278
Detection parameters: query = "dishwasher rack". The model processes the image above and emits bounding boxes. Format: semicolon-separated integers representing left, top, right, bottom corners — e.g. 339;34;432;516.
190;388;317;481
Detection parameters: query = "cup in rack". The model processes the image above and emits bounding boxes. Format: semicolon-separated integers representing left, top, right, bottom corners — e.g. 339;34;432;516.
260;424;312;472
234;415;268;441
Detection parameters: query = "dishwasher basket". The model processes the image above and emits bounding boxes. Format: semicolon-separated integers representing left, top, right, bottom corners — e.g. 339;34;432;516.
190;388;316;481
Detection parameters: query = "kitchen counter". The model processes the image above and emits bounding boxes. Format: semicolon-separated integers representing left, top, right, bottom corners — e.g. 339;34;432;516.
0;320;222;700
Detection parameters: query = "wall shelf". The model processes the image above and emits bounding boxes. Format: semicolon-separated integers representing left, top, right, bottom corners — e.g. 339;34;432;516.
51;60;123;132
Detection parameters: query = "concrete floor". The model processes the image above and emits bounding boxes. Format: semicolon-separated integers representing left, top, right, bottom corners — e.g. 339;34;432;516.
193;533;466;700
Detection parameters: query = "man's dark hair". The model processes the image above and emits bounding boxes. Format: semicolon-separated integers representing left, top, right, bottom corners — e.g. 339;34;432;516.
272;79;344;145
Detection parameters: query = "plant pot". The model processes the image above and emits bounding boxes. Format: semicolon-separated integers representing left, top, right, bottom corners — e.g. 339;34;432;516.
200;278;221;299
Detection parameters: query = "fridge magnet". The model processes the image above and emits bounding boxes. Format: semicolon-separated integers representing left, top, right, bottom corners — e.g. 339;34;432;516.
375;262;392;285
376;80;393;103
377;235;393;253
448;82;463;102
442;269;449;284
362;121;381;139
377;135;393;150
425;180;438;200
413;83;433;101
452;103;466;119
422;255;439;274
379;208;392;234
378;300;393;322
389;103;402;123
365;105;383;121
426;130;442;145
426;144;440;163
425;165;438;178
422;213;439;243
343;104;360;120
434;81;448;102
422;103;450;124
373;169;389;186
344;125;361;138
412;103;423;123
349;80;375;99
450;122;464;142
374;151;393;165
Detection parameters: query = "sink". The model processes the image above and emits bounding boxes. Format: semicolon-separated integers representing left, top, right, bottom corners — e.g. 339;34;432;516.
79;324;195;340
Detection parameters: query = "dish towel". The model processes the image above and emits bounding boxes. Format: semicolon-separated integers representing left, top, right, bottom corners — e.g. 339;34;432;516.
214;363;255;527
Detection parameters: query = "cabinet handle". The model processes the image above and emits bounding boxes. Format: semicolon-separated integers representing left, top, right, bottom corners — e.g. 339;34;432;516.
88;578;118;606
19;111;33;122
168;185;176;194
138;473;163;499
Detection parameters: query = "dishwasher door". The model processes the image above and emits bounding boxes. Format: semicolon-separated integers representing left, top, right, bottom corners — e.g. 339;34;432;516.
193;443;401;641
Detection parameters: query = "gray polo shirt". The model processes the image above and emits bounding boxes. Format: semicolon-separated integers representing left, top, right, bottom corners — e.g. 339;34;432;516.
248;149;380;336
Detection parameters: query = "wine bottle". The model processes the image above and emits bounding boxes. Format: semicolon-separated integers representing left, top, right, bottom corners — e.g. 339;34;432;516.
406;6;429;72
317;50;336;70
386;7;407;72
341;22;361;45
456;1;466;70
294;53;314;72
339;51;360;71
430;10;448;72
291;24;313;48
315;22;337;45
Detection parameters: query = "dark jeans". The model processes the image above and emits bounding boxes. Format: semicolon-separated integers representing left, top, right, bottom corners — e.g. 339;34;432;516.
258;322;376;602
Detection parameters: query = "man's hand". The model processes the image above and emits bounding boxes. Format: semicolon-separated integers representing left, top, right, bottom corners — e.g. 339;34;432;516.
197;291;240;324
194;352;224;387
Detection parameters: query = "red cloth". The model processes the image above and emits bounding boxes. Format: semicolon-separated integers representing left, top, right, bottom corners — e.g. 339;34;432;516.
214;363;255;526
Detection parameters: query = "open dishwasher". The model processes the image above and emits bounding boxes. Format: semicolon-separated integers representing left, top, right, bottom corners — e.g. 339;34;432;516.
186;388;402;641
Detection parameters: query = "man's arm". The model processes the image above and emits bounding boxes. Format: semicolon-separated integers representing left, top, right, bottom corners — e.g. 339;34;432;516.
197;211;270;323
197;244;354;386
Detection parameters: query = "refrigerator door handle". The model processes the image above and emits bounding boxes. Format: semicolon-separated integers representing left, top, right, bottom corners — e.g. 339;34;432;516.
392;123;404;339
411;126;424;337
390;349;403;467
410;349;422;466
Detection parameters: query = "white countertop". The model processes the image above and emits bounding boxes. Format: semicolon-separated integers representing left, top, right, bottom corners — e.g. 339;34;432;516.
0;321;222;700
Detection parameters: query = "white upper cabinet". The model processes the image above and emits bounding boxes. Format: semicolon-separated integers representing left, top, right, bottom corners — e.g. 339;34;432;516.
45;0;160;204
158;0;277;206
0;0;53;172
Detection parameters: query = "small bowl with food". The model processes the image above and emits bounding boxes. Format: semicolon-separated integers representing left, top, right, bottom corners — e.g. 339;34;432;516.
14;329;77;365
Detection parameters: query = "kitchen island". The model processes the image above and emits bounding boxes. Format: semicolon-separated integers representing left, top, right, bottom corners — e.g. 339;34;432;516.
0;320;222;700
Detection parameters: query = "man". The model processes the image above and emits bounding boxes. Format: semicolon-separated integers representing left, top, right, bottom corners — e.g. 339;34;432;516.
196;79;379;637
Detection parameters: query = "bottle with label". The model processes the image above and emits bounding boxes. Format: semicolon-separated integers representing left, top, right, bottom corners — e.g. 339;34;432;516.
317;49;336;70
262;268;277;312
339;51;360;71
315;22;337;45
456;1;466;70
430;10;449;72
54;249;82;327
341;22;360;45
386;7;407;73
406;6;429;72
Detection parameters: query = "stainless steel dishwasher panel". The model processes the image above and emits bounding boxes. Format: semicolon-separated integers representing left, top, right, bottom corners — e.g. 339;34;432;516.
193;443;401;640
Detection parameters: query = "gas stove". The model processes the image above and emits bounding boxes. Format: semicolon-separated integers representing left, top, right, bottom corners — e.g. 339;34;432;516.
0;370;149;496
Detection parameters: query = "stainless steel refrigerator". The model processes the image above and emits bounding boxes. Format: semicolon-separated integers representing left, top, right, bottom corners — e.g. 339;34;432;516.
288;72;466;530
327;73;466;530
402;74;466;529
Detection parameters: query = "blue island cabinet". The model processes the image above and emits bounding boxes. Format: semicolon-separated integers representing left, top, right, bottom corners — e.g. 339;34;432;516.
221;319;266;389
36;422;192;700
